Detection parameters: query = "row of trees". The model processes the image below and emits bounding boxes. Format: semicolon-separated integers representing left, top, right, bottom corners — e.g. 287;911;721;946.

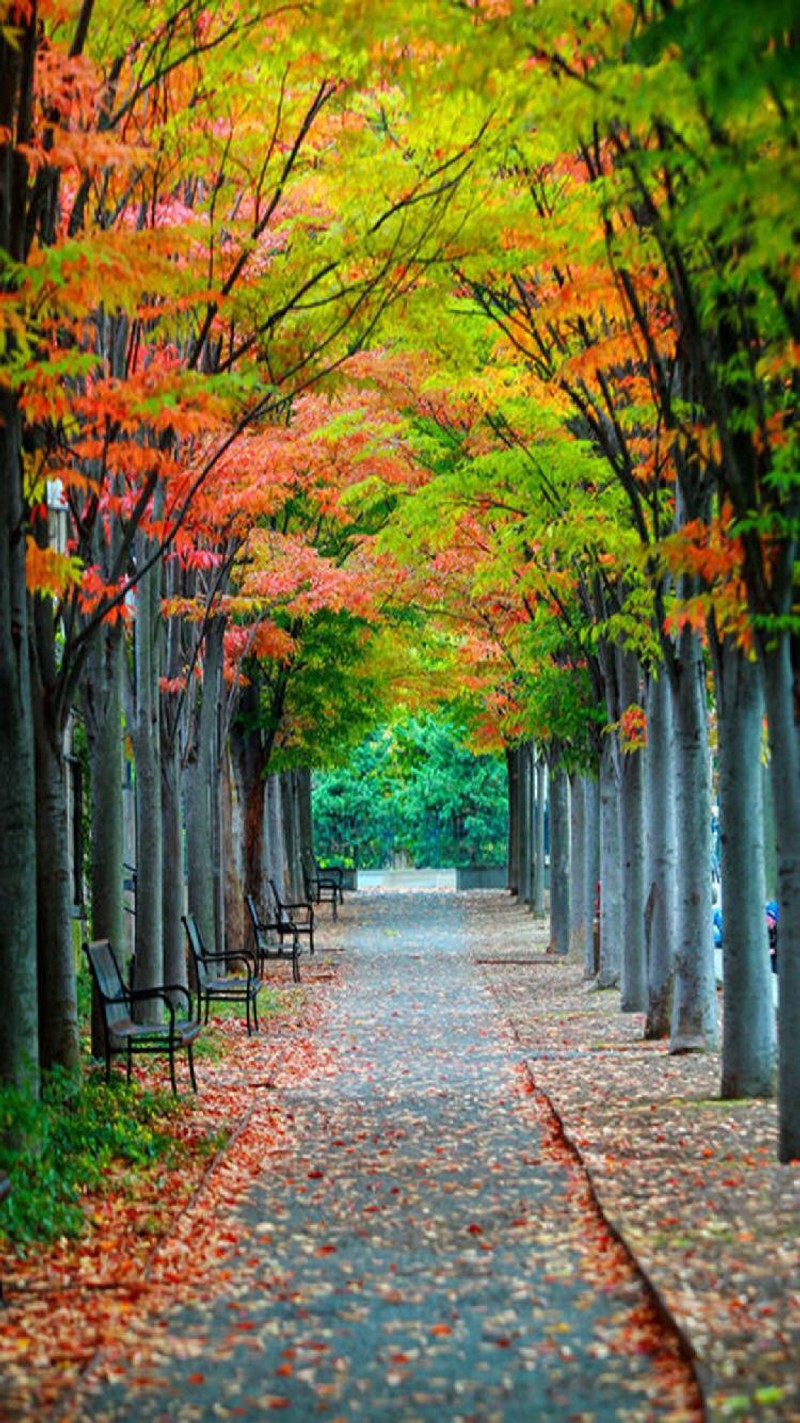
1;0;484;1084
1;2;797;1160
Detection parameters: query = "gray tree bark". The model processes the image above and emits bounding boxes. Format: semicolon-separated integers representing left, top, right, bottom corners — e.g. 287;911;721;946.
519;743;533;907
532;754;547;918
297;767;314;871
33;689;79;1072
619;650;647;1012
281;770;304;901
30;561;80;1073
716;643;775;1097
0;393;40;1089
223;746;245;954
569;774;586;956
161;733;185;988
0;9;40;1094
670;625;718;1052
643;670;676;1039
549;765;571;955
762;637;800;1160
265;774;285;890
506;747;520;896
159;560;188;990
762;760;777;901
129;530;163;996
583;775;600;979
84;627;126;1052
186;620;223;956
597;733;622;987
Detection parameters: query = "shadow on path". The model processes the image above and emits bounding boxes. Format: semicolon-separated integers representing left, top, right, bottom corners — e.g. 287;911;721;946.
67;892;702;1421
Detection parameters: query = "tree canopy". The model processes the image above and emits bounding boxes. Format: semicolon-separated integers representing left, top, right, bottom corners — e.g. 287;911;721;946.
1;0;798;1155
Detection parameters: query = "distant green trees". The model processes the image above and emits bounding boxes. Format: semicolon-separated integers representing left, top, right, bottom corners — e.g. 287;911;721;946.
312;714;508;869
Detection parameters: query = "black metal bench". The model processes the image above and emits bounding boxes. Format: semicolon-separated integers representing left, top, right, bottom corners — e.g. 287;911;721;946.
302;852;343;920
83;938;202;1095
183;913;262;1035
269;879;316;957
245;893;303;982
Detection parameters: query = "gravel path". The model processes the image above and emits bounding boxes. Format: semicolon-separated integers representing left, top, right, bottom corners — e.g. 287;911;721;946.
68;892;701;1421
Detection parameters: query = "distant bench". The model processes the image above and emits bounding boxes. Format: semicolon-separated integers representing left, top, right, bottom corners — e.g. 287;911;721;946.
302;853;344;920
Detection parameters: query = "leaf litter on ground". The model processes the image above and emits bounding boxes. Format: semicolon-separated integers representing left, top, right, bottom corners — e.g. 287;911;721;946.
466;892;800;1423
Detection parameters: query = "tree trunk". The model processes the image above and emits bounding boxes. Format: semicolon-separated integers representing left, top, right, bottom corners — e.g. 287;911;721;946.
33;700;80;1072
297;767;314;872
279;770;293;896
222;745;245;954
161;733;186;989
716;643;774;1097
549;765;570;955
281;770;304;901
0;394;40;1090
532;754;547;918
762;635;800;1161
186;620;223;955
265;774;285;889
670;626;717;1052
506;746;520;896
619;650;647;1012
583;775;600;979
569;774;586;956
30;544;80;1074
130;536;163;996
231;681;270;900
519;743;533;906
643;670;676;1039
597;733;622;987
84;625;125;1054
762;758;777;901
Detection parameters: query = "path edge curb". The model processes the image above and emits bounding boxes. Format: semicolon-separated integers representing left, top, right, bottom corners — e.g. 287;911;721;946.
520;1054;710;1422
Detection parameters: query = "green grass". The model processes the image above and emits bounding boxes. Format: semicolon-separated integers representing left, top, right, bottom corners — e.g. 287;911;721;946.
0;968;296;1247
0;1067;197;1245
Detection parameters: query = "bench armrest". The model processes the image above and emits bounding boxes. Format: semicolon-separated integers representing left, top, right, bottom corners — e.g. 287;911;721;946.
203;949;259;977
127;984;196;1018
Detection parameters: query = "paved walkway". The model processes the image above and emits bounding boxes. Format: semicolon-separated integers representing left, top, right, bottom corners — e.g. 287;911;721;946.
69;893;701;1421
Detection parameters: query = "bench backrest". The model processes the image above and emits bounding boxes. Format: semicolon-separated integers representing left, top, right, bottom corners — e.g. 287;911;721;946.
245;893;267;949
83;939;130;1030
182;913;211;990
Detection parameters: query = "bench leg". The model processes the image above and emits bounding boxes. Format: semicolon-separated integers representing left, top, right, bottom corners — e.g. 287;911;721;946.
187;1042;198;1093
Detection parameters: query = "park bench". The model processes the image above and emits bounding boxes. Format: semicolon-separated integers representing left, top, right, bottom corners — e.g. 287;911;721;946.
302;851;343;920
269;878;317;956
83;938;201;1095
183;913;262;1035
245;892;303;981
